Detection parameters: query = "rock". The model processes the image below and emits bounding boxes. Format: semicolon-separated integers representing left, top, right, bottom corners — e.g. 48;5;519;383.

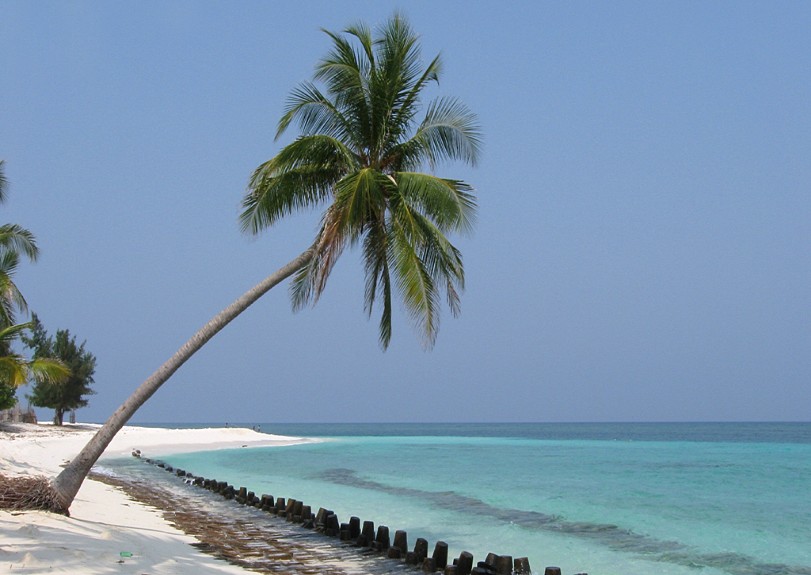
433;541;449;569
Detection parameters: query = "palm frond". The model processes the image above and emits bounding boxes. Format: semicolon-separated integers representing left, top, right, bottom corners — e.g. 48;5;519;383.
241;166;335;234
290;205;347;310
389;221;439;349
27;357;71;385
270;134;357;173
389;197;467;342
0;160;7;204
411;215;465;317
377;12;423;94
331;168;389;241
361;222;393;348
0;253;27;325
387;53;442;148
276;83;355;144
0;322;32;345
314;30;373;148
367;14;423;153
395;172;477;234
241;136;355;234
413;97;482;168
0;224;39;262
0;355;29;387
342;22;375;66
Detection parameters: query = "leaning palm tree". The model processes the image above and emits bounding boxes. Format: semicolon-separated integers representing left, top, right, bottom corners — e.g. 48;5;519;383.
46;13;480;514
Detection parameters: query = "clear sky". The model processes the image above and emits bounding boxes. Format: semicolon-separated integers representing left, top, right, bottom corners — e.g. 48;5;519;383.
2;1;809;424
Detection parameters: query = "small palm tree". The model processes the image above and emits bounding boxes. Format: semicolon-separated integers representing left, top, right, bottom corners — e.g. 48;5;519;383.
47;13;480;514
0;160;39;327
0;160;54;411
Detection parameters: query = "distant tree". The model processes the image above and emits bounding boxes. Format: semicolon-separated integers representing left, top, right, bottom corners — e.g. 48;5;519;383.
22;314;96;425
0;381;14;410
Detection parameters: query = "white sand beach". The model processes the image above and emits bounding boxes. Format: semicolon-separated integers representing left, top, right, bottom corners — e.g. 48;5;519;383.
0;422;306;574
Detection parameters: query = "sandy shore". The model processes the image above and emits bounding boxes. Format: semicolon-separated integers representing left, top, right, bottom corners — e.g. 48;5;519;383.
0;422;309;574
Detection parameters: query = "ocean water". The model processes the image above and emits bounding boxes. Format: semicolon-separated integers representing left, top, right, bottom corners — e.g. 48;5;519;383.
107;422;811;575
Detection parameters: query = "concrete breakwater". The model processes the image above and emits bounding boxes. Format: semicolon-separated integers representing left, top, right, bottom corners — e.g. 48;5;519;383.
133;449;587;575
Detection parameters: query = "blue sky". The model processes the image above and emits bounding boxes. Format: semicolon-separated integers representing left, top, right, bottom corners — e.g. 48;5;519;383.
2;1;809;423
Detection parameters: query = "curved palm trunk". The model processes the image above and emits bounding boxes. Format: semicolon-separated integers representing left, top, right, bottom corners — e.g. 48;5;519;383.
50;248;313;514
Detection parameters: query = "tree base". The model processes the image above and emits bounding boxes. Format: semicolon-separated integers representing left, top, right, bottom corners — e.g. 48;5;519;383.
0;474;70;516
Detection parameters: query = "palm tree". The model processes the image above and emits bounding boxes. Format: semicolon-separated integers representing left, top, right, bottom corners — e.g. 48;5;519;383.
0;160;49;411
0;160;40;327
46;13;480;514
0;250;31;368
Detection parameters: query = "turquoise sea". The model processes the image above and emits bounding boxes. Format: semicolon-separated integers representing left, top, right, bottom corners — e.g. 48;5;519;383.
106;423;811;575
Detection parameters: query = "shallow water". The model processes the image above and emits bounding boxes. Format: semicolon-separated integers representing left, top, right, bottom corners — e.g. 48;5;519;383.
109;422;811;575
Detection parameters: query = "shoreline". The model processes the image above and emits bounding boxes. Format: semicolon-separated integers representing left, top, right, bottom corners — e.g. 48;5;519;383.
123;435;536;575
0;421;337;575
89;465;408;575
2;422;528;575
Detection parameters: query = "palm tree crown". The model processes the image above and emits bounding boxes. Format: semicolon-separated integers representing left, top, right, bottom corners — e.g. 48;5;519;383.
241;14;481;349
